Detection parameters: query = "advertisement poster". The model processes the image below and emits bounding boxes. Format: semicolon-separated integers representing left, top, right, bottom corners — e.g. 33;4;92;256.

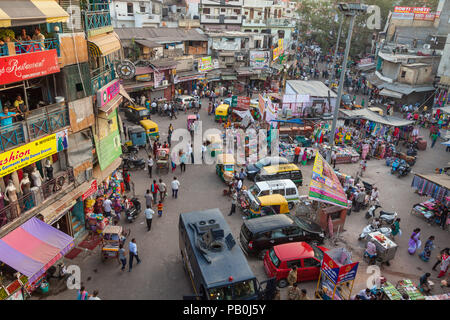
321;253;340;284
0;49;60;85
258;94;266;116
81;180;98;201
97;79;120;108
94;109;122;170
198;56;213;72
0;129;68;178
249;51;270;69
265;99;277;123
237;96;250;109
308;153;348;208
153;71;165;88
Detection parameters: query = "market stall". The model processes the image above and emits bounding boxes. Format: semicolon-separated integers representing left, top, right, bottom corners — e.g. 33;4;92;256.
381;281;403;300
0;217;75;299
319;145;360;164
411;173;449;203
424;293;450;300
395;279;425;300
365;231;398;265
315;248;359;300
411;198;449;227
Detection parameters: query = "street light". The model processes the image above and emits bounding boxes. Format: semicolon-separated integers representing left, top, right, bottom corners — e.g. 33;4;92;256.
326;3;368;163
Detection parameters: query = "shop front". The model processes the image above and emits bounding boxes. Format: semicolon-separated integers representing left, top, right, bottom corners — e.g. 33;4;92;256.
0;217;74;299
174;71;205;95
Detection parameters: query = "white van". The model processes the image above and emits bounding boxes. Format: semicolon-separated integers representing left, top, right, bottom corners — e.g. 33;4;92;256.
247;179;300;209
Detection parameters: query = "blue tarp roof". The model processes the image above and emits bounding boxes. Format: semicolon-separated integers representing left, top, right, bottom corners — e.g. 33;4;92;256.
270;119;304;125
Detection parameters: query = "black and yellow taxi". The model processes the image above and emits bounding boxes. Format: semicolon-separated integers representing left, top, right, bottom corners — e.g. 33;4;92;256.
124;105;151;124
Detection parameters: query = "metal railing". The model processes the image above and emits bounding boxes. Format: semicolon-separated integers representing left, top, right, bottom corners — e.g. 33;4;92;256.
82;7;112;34
0;168;74;229
90;63;116;93
0;102;69;152
0;38;60;57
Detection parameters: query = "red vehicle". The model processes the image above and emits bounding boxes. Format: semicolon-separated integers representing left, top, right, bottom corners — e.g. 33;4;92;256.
263;242;329;288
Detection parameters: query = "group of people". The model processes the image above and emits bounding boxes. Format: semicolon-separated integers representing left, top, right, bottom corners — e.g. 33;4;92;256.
0;27;46;55
0;95;28;127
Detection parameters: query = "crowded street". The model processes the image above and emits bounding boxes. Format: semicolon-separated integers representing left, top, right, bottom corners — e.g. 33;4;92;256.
0;0;448;304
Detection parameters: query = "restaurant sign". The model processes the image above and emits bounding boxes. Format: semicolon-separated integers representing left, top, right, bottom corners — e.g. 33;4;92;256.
97;79;120;108
0;49;60;86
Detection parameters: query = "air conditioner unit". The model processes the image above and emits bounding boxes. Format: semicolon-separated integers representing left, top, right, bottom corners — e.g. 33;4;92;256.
423;44;431;49
162;80;169;86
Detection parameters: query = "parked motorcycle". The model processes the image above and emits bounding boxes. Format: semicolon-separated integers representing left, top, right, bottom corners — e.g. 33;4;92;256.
126;198;142;223
397;162;411;178
122;156;146;170
365;204;381;219
406;147;417;157
358;224;392;241
391;158;400;174
378;209;398;226
122;145;139;156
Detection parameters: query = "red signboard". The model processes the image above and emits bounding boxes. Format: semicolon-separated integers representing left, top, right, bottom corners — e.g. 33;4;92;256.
237;96;250;109
82;180;98;201
0;49;60;86
394;6;430;14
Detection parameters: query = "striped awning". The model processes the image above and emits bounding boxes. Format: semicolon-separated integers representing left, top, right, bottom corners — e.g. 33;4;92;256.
88;32;121;57
0;0;69;27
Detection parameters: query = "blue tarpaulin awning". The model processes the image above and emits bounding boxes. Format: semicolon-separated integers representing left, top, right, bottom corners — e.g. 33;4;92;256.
270;119;304;125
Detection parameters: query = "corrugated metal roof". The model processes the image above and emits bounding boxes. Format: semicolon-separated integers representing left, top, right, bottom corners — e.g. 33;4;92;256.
339;108;414;127
114;27;207;42
286;80;337;98
135;39;163;48
394;26;437;46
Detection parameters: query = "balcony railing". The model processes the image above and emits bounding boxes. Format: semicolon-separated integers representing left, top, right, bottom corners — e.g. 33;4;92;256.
0;168;74;230
82;4;112;35
0;38;60;57
91;63;116;93
0;102;69;152
267;18;296;27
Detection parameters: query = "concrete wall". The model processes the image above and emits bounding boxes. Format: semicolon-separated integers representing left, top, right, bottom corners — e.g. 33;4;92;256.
438;34;450;79
436;0;450;35
68;96;95;133
398;65;433;85
387;19;435;41
381;60;400;80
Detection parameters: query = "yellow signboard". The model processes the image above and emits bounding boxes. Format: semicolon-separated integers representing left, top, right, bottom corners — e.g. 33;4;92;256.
0;129;68;178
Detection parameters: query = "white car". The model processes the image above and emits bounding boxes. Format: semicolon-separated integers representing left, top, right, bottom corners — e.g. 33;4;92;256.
175;95;197;109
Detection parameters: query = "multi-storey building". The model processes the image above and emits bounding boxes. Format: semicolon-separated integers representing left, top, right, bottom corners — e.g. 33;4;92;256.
109;0;163;28
199;0;243;32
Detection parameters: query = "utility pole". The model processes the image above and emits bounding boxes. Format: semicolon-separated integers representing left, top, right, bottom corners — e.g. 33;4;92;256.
330;15;343;81
326;12;357;163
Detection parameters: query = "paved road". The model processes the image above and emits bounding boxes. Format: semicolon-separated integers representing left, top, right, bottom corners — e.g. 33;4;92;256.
41;95;449;300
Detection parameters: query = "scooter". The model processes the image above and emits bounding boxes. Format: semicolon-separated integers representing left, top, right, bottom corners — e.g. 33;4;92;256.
358;224;392;241
125;198;142;223
397;163;411;177
406;147;417;157
391;158;400;174
379;210;398;226
365;204;381;219
122;156;146;170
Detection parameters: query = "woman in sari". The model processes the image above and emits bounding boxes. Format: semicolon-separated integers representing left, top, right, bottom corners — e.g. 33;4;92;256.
301;149;307;166
391;218;401;239
419;236;435;262
408;228;421;255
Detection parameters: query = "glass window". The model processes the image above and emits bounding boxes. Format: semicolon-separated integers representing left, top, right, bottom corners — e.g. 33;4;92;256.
269;248;280;267
208;286;232;300
249;185;260;197
259;190;270;196
271;228;285;239
233;280;256;299
272;188;283;195
282;226;301;236
127;3;133;14
303;257;320;268
270;205;281;214
287;259;301;269
311;245;324;261
203;8;210;14
286;188;297;196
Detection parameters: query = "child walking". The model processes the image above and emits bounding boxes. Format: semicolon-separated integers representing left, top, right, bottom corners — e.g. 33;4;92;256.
157;201;163;217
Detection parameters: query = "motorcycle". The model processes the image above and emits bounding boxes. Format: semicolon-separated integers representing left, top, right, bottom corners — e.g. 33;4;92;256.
391;158;400;174
358;224;392;241
122;145;139;156
406;147;417;157
365;204;381;219
378;209;398;226
125;198;142;223
397;162;411;178
122;155;146;170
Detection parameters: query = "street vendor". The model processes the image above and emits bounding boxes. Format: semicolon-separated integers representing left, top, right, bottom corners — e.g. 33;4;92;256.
365;241;378;265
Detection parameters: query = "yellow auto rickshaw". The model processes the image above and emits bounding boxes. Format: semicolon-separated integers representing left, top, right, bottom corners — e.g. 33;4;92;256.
215;104;230;122
140;119;159;141
246;194;290;219
215;153;235;183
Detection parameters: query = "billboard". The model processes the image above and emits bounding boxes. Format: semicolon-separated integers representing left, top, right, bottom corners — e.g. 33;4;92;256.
97;79;120;108
249;51;270;69
94;109;122;170
0;49;60;85
198;56;214;72
0;129;68;178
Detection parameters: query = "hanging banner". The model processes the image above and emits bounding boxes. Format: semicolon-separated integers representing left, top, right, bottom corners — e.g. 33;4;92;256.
94;109;122;170
308;153;348;208
0;49;60;86
237;96;250;109
258;94;266;115
81;180;98;201
198;56;213;72
97;79;120;108
249;51;270;69
0;129;68;178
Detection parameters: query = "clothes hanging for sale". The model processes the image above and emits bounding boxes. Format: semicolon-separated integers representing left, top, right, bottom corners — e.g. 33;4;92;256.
411;175;449;202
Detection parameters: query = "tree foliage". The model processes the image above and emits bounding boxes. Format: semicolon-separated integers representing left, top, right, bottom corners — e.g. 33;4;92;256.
296;0;439;59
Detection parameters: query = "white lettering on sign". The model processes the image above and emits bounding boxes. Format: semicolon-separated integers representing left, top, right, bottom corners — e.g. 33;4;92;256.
2;58;46;78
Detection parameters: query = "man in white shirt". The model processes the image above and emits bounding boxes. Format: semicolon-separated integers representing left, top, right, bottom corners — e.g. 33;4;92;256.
163;103;168;115
236;178;243;192
88;290;101;300
370;187;379;203
171;177;180;198
102;198;112;217
188;144;194;164
147;156;154;178
128;238;140;272
144;205;154;231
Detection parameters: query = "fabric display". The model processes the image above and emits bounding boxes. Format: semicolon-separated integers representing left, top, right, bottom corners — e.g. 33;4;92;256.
411;175;448;202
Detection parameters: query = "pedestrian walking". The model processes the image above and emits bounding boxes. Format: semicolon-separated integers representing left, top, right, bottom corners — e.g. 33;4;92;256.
228;192;237;216
189;144;194;164
287;283;301;300
151;180;159;205
144;205;154;231
419;236;435;262
301;149;307;166
157;201;163;217
147;156;153;178
128;238;141;271
145;189;153;208
180;151;187;173
408;228;421;255
438;252;450;278
123;169;131;192
431;132;439;148
118;243;127;271
171;177;180;198
102;197;112;217
432;248;450;271
77;286;89;300
293;145;301;163
391;218;401;239
288;266;298;286
331;150;337;169
88;290;101;300
158;178;167;202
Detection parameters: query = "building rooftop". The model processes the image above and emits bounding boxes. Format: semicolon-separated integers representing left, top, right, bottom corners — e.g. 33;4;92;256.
114;27;207;42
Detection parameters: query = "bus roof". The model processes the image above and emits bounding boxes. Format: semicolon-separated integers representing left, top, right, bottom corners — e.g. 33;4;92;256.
261;163;300;174
179;208;256;289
